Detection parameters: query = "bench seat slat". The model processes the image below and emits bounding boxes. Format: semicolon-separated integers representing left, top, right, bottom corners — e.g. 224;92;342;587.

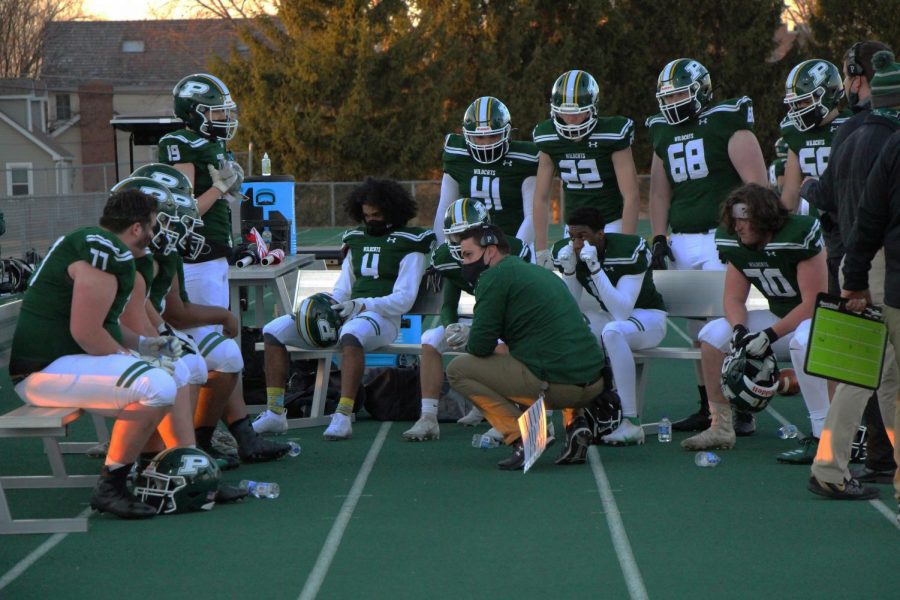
0;406;83;429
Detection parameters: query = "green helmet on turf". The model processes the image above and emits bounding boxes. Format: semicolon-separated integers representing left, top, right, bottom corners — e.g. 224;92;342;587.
295;292;343;348
110;176;180;255
550;70;600;140
443;198;491;261
172;73;239;140
655;58;713;125
133;447;220;514
462;96;511;164
784;59;844;132
721;346;779;413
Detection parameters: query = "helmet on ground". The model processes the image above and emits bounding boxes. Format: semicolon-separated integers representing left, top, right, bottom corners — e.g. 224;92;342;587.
443;198;491;261
133;447;220;514
295;292;343;348
721;346;779;412
111;176;181;255
550;70;600;140
584;388;623;442
172;73;238;140
784;59;844;132
462;96;511;164
656;58;713;125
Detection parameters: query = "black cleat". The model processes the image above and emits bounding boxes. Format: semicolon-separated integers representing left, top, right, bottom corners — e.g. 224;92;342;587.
239;434;291;463
807;476;879;500
198;445;240;471
555;417;592;465
216;482;250;503
90;470;157;519
497;440;525;470
671;410;711;432
733;409;756;437
850;465;894;484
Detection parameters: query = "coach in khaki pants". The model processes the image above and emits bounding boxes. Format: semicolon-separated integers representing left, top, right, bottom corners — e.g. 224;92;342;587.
444;225;605;470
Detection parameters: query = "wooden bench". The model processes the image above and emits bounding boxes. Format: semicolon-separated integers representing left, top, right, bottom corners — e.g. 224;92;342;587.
254;268;767;430
0;299;100;535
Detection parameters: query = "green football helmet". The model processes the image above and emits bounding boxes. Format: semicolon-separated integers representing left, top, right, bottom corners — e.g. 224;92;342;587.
550;70;600;140
172;73;238;140
111;176;181;255
784;59;844;132
656;58;713;125
133;447;220;514
295;292;344;348
131;163;206;260
443;198;491;261
774;137;788;159
721;346;780;413
462;96;511;164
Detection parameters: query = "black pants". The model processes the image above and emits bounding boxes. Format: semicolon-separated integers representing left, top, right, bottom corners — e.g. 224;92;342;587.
863;392;896;471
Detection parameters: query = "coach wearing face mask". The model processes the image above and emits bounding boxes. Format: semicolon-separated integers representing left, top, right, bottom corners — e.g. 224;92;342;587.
445;224;606;470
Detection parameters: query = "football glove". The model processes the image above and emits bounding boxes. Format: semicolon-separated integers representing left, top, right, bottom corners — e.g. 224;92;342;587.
208;162;240;194
535;249;554;270
650;235;674;270
158;324;198;356
730;324;749;353
579;240;602;274
142;355;177;376
331;300;364;320
138;335;183;358
741;327;779;358
443;323;470;350
556;242;577;276
226;160;244;192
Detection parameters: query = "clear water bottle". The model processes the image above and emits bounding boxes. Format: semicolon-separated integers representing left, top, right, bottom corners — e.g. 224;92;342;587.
261;152;271;176
287;441;301;457
657;416;672;443
261;226;273;247
694;452;721;467
239;480;280;499
778;424;799;439
471;433;501;449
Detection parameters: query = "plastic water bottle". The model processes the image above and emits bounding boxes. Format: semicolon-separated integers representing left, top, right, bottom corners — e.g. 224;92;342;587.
471;434;501;449
657;416;672;443
261;226;273;247
778;424;799;439
287;441;301;457
261;152;271;176
694;452;721;467
239;480;280;499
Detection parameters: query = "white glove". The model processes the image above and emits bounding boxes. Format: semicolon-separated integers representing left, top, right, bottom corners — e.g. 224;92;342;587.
331;300;364;320
579;240;602;274
138;335;183;358
142;355;177;376
159;324;198;357
226;160;244;192
556;242;577;276
207;162;240;194
444;323;470;350
535;249;554;270
742;327;779;358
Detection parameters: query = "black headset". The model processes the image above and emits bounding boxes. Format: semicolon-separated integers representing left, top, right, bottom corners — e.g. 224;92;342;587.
476;224;499;247
847;42;865;76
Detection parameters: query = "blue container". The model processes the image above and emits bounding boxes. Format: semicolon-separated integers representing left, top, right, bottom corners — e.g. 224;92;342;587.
240;175;296;254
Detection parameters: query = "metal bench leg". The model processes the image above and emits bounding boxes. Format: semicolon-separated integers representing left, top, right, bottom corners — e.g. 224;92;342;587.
0;480;90;534
60;414;110;454
285;354;339;428
635;360;659;435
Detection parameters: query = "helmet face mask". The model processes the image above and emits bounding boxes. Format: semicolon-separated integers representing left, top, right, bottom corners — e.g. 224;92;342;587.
656;59;712;125
295;292;344;348
131;164;205;259
133;448;220;514
551;70;600;140
111;176;181;255
721;346;780;412
173;73;239;141
443;198;491;261
784;59;844;132
462;96;511;164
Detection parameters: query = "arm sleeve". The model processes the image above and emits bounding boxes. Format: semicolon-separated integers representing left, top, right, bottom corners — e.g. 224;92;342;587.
562;273;584;303
362;252;426;316
434;173;459;244
515;176;536;244
440;281;462;327
589;271;643;322
332;250;353;303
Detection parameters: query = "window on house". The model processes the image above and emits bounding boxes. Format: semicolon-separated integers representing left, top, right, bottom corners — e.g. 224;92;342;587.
56;94;71;120
122;40;145;53
6;163;33;197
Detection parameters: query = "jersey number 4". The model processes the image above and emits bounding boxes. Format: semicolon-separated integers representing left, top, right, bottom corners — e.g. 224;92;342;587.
469;176;503;211
667;140;709;182
558;159;603;190
360;253;380;278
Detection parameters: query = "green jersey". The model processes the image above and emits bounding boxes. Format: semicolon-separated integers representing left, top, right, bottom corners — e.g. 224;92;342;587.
467;256;605;384
342;227;436;299
646;97;755;233
430;237;531;326
551;234;665;312
11;227;135;372
779;111;852;179
716;215;823;318
135;254;155;299
532;116;634;224
768;158;785;191
148;252;185;313
157;128;231;254
442;135;539;236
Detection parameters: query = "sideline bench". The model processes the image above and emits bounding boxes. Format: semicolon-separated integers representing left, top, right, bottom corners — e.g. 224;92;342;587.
254;269;767;430
0;299;100;535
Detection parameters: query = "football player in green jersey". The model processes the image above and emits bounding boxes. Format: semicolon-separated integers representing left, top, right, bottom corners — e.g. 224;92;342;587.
403;198;533;441
768;137;788;195
262;178;435;440
533;70;641;268
10;189;182;519
685;184;829;459
780;59;851;213
552;207;667;445
437;96;539;245
646;58;768;434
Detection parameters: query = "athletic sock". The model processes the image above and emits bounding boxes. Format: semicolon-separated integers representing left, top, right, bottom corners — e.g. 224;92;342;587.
421;398;439;418
266;387;285;414
336;396;355;416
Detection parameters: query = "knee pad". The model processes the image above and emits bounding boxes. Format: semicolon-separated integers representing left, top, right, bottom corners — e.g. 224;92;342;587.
421;326;446;351
203;337;244;373
137;369;178;408
181;353;208;385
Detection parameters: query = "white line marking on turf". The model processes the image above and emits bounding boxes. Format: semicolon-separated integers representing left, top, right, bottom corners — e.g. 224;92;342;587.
298;422;391;600
587;446;648;600
667;319;693;344
764;405;792;427
0;507;93;592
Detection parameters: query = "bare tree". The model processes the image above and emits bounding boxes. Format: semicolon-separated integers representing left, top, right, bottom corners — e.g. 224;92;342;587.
0;0;83;79
152;0;275;20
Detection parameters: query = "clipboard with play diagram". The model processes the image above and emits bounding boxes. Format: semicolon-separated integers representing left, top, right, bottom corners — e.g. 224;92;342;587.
804;293;888;390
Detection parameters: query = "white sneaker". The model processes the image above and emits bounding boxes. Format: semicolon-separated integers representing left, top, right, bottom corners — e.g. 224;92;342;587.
484;427;504;442
402;416;440;441
457;407;484;426
601;420;645;446
252;409;288;434
323;412;352;440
